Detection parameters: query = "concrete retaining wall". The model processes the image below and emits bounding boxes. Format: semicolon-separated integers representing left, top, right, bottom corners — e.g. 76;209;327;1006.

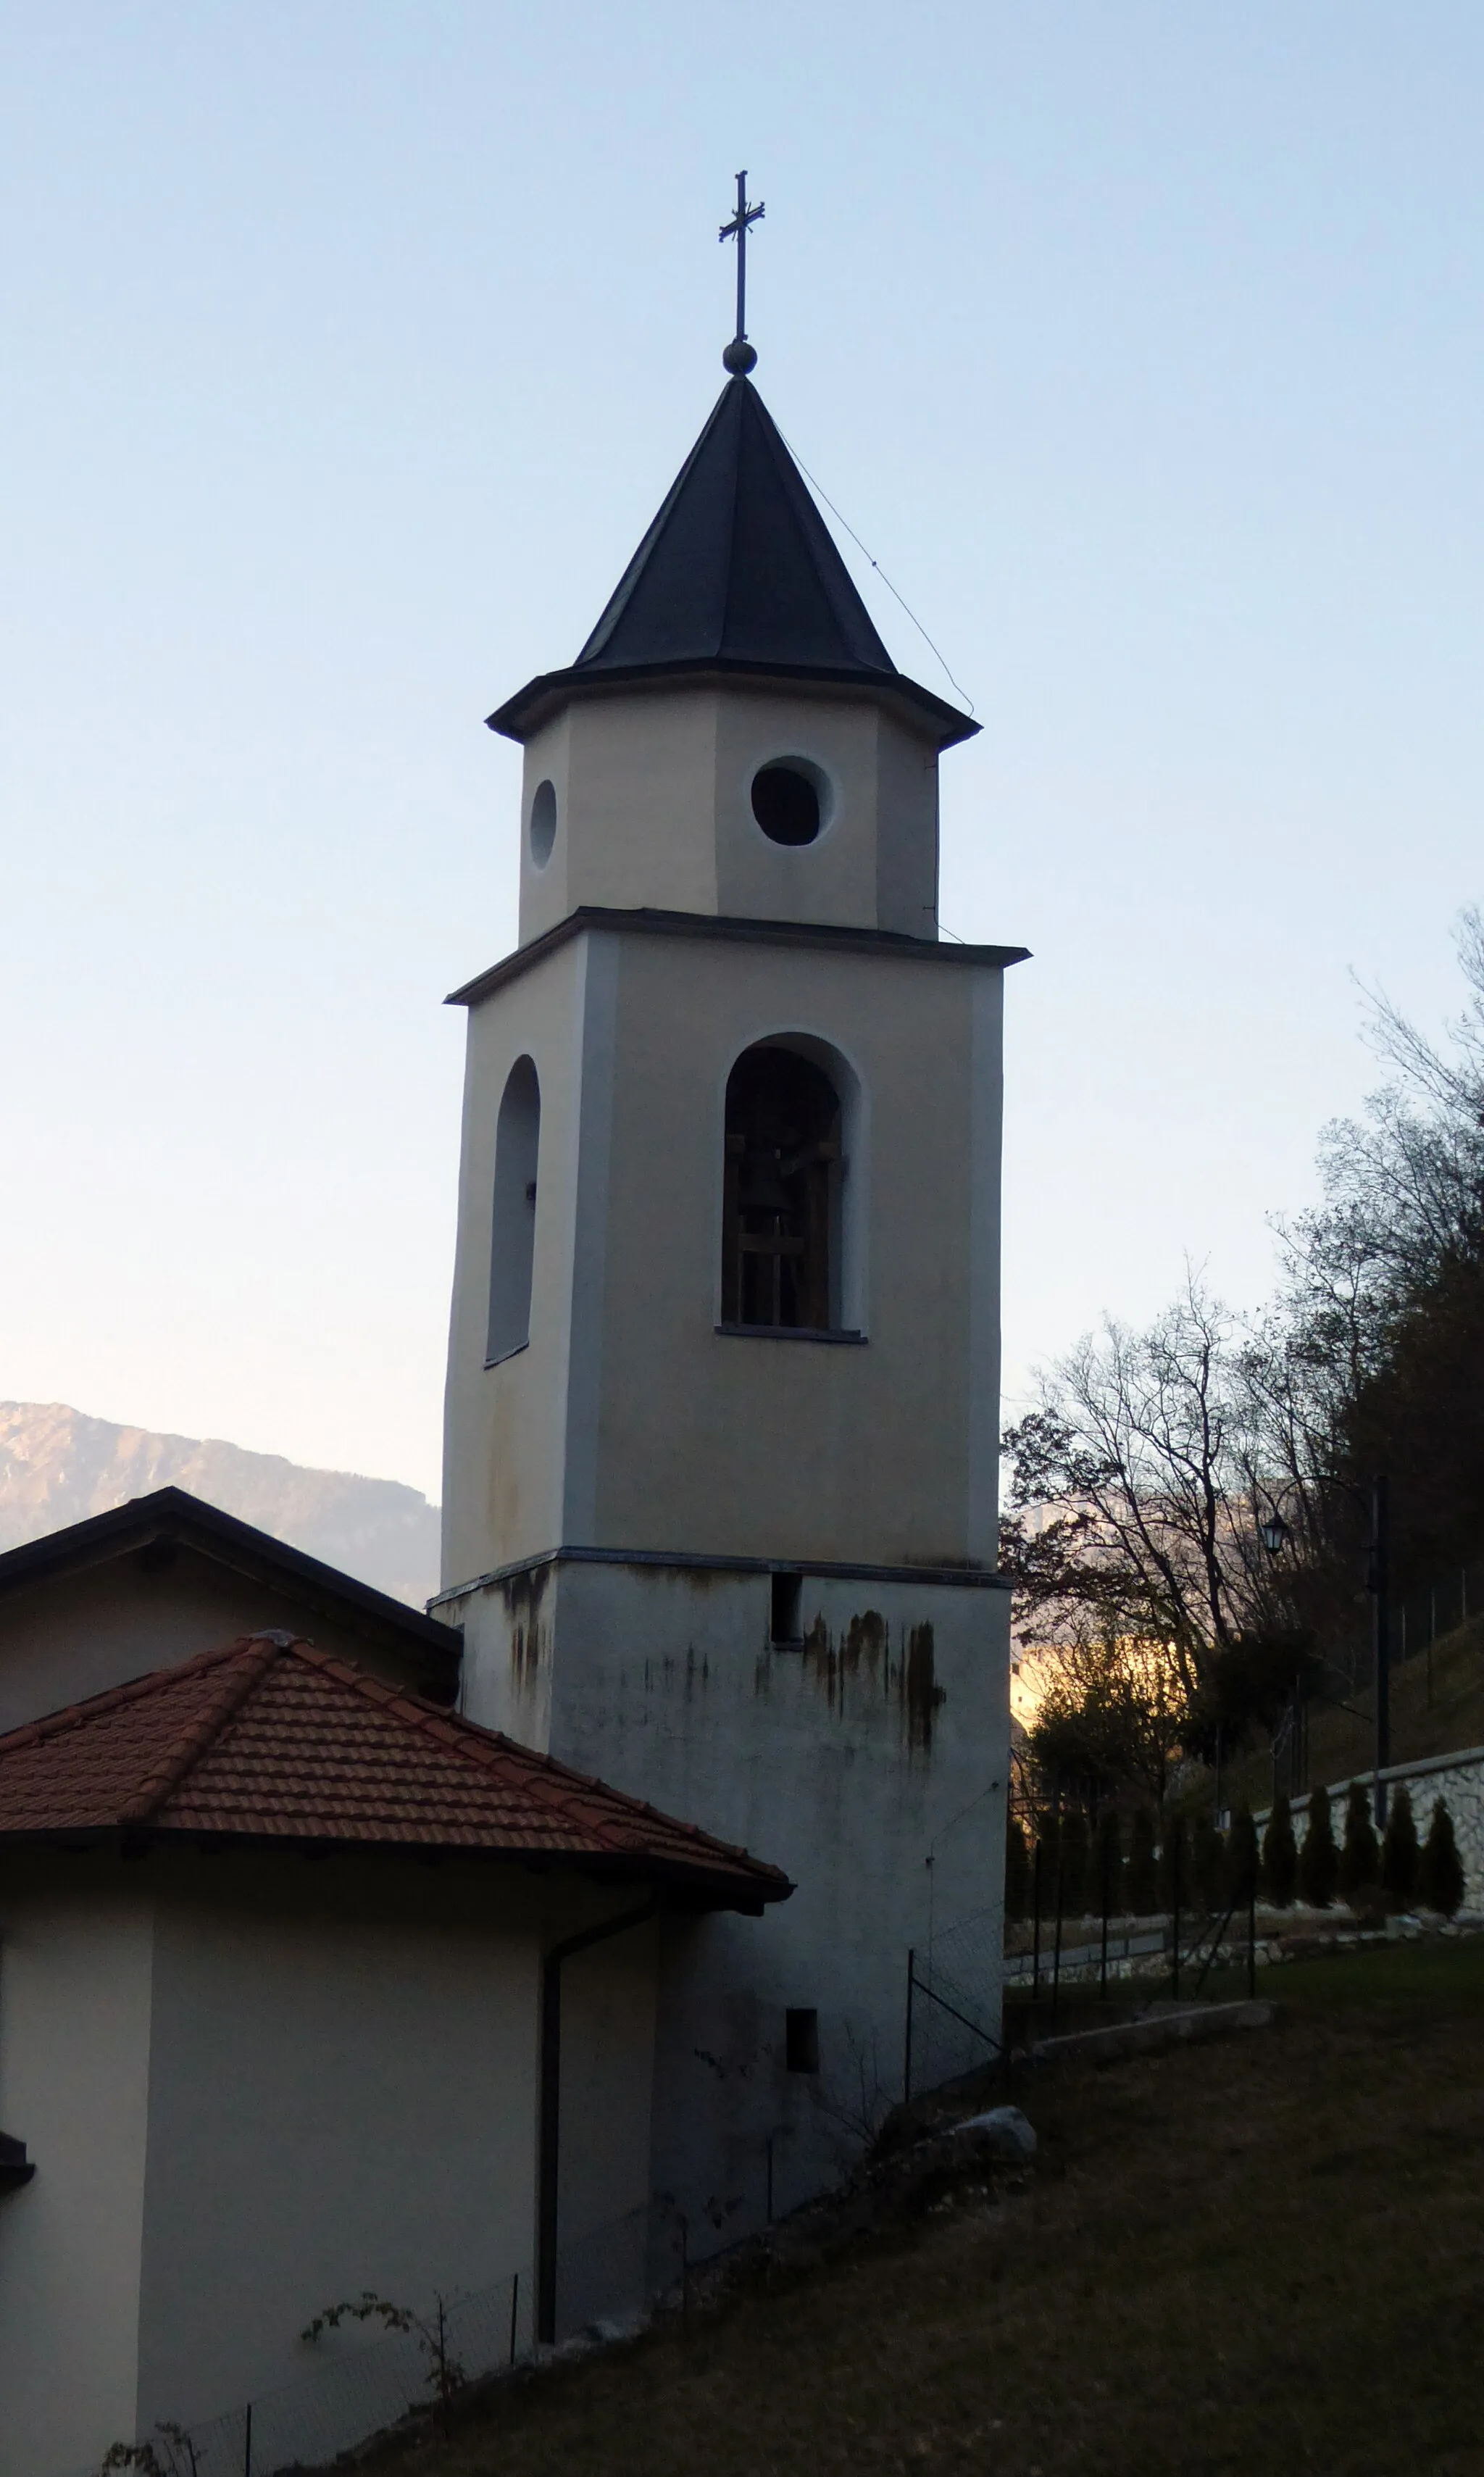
1256;1743;1484;1905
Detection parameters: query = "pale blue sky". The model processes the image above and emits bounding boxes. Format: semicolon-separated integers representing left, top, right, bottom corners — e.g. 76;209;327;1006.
4;3;1481;1503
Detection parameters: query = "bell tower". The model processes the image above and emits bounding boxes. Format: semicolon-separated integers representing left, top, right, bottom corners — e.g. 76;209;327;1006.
437;232;1024;2231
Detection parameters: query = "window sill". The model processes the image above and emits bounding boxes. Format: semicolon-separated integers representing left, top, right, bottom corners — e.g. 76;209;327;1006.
714;1324;865;1345
484;1341;530;1370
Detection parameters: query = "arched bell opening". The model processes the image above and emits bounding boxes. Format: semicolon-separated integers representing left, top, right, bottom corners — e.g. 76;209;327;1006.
721;1043;846;1333
487;1055;541;1365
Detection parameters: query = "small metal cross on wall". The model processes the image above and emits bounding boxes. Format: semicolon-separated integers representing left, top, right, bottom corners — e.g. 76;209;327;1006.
719;170;764;372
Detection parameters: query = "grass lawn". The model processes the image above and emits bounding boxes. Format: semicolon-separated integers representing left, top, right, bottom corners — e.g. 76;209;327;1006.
367;1941;1484;2477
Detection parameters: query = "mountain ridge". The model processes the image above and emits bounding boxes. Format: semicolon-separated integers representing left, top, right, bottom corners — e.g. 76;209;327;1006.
0;1402;441;1610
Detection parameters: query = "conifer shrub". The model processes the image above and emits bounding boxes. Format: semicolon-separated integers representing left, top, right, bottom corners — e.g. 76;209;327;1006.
1262;1791;1298;1909
1382;1784;1420;1910
1339;1781;1380;1905
1094;1807;1124;1918
1004;1814;1030;1923
1159;1812;1188;1913
1127;1808;1159;1915
1059;1809;1090;1918
1193;1809;1225;1914
1036;1812;1062;1917
1226;1805;1259;1907
1420;1799;1466;1917
1298;1782;1339;1909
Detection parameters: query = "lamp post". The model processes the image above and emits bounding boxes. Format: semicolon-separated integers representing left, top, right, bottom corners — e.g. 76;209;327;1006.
1258;1474;1391;1828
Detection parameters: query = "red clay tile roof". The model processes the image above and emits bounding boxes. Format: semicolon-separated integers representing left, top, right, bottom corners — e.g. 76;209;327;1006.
0;1636;791;1910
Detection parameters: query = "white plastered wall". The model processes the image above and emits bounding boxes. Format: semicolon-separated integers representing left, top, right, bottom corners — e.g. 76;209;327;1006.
0;1852;662;2471
0;1865;154;2477
133;1854;545;2432
441;923;1005;1587
0;1554;444;1739
514;685;941;946
552;1921;660;2331
591;932;1001;1564
441;929;597;1590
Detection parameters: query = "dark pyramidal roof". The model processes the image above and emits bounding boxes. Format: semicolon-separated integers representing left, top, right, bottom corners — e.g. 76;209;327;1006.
489;377;977;748
578;375;893;677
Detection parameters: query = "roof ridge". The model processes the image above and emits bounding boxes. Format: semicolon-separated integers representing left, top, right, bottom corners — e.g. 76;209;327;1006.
0;1636;792;1899
118;1636;285;1826
0;1636;259;1758
275;1641;772;1870
714;377;744;659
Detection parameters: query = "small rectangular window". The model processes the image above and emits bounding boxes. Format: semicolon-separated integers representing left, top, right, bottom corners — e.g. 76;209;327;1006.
770;1571;803;1646
785;2008;820;2074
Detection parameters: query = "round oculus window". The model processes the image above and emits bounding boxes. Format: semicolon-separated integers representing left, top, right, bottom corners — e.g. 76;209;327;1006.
529;778;558;868
751;760;828;847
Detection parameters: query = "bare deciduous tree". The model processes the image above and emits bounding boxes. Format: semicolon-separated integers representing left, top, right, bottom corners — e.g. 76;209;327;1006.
1001;1273;1279;1697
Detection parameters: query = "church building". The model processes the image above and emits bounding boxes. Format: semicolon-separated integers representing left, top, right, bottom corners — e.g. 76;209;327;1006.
0;219;1022;2476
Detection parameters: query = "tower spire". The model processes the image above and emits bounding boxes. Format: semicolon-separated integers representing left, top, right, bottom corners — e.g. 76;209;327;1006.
718;170;764;375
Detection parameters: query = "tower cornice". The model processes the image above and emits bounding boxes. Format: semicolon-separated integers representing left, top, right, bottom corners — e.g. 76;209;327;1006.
444;903;1029;1011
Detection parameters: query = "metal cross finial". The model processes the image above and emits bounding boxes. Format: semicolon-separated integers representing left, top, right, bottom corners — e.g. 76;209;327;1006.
719;170;764;375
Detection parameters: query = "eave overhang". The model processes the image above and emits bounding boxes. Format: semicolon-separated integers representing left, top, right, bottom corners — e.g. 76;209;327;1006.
0;1825;790;1915
486;655;980;753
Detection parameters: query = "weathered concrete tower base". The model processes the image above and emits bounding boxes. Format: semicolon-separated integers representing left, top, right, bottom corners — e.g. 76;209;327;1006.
441;1549;1010;2227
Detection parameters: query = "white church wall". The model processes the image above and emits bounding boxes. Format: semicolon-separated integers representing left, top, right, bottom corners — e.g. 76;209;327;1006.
872;710;942;939
443;925;1006;1594
0;1554;443;1739
515;702;577;944
966;967;1007;1568
132;1852;545;2436
0;1865;154;2477
518;691;721;945
514;683;941;949
709;690;928;933
0;1849;669;2469
553;1920;659;2331
442;929;593;1591
591;933;1002;1565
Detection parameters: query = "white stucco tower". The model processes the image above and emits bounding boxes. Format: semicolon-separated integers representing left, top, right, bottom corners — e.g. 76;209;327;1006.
437;354;1024;2236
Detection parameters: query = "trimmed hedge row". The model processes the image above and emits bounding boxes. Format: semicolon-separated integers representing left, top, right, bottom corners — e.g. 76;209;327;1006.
1005;1786;1464;1923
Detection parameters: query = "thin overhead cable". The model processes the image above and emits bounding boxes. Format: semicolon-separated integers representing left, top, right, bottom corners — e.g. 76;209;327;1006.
778;425;977;716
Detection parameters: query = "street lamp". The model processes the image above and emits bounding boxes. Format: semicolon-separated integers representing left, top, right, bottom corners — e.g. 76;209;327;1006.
1257;1510;1289;1560
1258;1474;1391;1826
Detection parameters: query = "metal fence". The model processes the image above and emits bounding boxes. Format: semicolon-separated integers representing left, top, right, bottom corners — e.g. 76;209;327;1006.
82;2197;680;2477
904;1905;1004;2099
1002;1894;1259;2033
1318;1551;1484;1706
1395;1556;1484;1673
1267;1549;1484;1802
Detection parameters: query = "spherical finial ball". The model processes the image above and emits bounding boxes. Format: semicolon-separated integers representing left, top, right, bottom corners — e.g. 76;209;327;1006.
722;337;758;375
